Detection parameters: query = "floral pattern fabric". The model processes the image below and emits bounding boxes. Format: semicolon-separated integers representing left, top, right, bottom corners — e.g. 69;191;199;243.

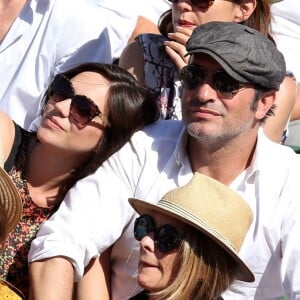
0;130;56;299
136;34;183;120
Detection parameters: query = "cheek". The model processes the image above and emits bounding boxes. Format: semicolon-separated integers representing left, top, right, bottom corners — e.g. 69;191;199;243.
73;128;103;151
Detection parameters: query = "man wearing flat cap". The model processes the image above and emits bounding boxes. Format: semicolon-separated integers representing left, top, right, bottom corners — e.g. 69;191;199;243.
29;22;300;299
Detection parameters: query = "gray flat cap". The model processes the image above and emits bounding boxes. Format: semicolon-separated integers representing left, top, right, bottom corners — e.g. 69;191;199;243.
186;21;286;90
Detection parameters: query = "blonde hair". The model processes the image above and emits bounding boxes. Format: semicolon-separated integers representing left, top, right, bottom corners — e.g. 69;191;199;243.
149;226;238;300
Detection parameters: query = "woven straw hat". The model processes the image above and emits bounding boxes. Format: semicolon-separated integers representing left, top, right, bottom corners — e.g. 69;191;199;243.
0;162;22;236
129;173;254;282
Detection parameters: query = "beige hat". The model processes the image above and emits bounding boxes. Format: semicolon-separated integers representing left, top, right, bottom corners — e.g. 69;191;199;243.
129;172;254;282
0;162;22;237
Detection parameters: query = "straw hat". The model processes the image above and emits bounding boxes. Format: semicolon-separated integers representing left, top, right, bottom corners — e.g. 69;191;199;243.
129;172;254;282
0;163;22;236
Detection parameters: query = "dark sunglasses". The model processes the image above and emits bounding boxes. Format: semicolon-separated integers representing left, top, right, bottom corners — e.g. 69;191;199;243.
167;0;214;9
180;65;250;99
134;214;182;253
48;74;110;127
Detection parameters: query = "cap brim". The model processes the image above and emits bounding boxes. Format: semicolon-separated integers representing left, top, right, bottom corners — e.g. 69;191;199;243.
129;198;255;283
0;167;22;234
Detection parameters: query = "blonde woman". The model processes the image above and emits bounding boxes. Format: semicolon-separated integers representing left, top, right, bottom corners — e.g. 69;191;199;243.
129;173;254;300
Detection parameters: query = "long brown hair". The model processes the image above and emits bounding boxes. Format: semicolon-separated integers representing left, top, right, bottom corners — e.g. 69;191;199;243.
42;63;160;198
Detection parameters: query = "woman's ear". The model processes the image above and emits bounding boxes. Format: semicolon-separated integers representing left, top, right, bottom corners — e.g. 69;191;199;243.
233;0;257;23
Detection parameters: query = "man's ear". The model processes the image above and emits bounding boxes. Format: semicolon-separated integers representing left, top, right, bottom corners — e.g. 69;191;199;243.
255;90;276;120
233;0;257;23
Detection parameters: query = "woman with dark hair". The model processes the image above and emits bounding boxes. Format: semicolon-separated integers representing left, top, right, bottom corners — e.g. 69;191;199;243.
0;62;159;298
119;0;296;143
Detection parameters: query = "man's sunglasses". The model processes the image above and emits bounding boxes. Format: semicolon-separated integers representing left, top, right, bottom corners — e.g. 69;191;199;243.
180;65;250;99
48;74;110;127
134;214;182;253
167;0;214;9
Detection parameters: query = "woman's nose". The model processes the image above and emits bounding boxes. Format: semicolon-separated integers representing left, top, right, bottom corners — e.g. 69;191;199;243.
140;234;155;253
53;98;72;118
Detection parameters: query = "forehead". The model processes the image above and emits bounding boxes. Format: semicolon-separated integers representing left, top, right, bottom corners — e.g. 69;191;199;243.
70;71;110;90
189;53;223;71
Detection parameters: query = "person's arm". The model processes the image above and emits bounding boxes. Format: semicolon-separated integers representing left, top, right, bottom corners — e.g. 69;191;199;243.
118;41;145;84
128;15;160;43
75;248;112;300
28;137;145;299
29;257;74;300
263;75;297;143
290;82;300;121
0;111;15;161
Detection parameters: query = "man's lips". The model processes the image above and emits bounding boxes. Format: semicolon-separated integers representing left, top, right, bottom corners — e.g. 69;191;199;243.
191;107;221;116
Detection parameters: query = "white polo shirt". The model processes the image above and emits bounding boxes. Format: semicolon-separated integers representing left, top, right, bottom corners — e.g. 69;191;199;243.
29;121;300;299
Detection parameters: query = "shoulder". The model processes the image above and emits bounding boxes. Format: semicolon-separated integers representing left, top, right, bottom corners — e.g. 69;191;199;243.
119;40;144;83
131;120;184;150
0;111;15;161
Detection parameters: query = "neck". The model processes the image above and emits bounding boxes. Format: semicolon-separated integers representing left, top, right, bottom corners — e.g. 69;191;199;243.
26;139;90;207
187;130;258;185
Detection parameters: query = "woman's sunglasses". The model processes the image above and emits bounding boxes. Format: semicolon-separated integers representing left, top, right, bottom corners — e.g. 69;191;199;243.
48;74;110;127
180;64;250;99
167;0;214;9
134;214;182;253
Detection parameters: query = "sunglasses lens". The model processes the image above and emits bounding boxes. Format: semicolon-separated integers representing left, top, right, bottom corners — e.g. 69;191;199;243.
213;72;241;98
50;75;73;99
156;225;182;253
70;96;99;125
180;65;205;90
134;215;155;241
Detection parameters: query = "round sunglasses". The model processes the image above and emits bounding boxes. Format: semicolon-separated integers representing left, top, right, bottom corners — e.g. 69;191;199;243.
180;64;251;99
48;74;110;127
134;214;182;253
167;0;214;9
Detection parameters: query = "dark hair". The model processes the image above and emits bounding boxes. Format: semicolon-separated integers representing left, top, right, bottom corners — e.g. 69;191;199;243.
42;63;160;197
158;0;273;41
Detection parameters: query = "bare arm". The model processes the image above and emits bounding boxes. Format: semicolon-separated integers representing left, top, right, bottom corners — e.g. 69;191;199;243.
29;257;74;300
0;111;15;161
128;15;160;43
290;82;300;121
264;75;297;143
118;41;145;84
75;248;111;300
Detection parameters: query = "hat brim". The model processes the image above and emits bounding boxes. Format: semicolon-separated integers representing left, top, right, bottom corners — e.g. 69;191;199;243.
129;198;255;283
0;167;22;235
